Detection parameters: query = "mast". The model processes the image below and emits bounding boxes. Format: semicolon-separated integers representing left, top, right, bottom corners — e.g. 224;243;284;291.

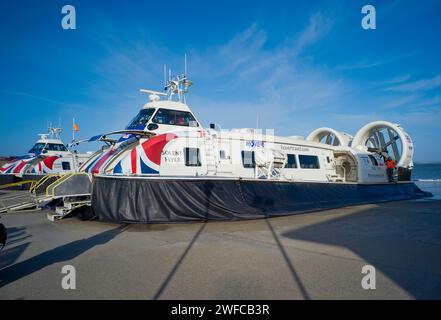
140;56;193;104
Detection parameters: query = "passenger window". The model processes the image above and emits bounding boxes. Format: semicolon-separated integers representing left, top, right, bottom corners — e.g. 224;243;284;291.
184;148;201;167
241;151;255;168
62;162;71;170
299;155;320;169
153;109;198;127
284;154;297;169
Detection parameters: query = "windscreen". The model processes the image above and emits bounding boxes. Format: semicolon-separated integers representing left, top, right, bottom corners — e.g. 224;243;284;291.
126;108;156;130
28;143;46;154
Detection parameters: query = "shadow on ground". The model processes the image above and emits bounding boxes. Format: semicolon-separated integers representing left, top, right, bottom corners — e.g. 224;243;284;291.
282;200;441;299
0;225;127;287
0;227;31;270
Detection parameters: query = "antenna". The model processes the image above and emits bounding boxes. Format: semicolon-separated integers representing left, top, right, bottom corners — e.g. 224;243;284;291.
72;118;75;142
163;64;167;89
142;59;193;104
184;53;188;77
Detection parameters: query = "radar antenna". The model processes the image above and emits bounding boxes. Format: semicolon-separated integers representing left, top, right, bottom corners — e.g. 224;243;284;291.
140;56;193;103
39;122;63;140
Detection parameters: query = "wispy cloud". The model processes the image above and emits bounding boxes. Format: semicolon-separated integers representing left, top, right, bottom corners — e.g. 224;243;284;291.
0;90;63;105
381;94;419;109
294;12;334;52
336;60;390;71
380;74;411;85
384;74;441;92
88;11;344;134
410;95;441;110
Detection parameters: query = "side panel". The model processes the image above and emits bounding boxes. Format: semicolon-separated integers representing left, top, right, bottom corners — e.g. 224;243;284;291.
92;177;429;223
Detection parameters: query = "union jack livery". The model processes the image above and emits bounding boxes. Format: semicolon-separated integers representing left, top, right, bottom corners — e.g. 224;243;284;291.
0;127;91;182
0;155;38;175
83;133;179;175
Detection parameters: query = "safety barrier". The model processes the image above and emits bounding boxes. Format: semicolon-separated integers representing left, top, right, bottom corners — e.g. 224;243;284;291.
44;172;91;198
0;180;37;190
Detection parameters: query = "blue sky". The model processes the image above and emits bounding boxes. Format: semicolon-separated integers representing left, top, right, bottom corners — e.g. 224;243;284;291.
0;0;440;161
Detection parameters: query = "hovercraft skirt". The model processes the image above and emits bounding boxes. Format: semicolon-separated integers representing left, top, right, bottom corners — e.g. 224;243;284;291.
91;176;431;223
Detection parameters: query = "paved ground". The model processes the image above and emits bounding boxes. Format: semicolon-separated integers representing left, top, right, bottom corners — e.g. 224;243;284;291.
0;198;440;300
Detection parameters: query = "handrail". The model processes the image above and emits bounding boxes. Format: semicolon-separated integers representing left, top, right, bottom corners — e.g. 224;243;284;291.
45;172;91;198
30;174;61;194
0;180;36;190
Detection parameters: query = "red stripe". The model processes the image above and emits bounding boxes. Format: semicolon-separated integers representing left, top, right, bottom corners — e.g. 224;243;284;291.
38;162;42;173
91;150;114;174
131;148;137;174
42;156;59;170
141;133;177;165
13;161;26;174
1;165;13;172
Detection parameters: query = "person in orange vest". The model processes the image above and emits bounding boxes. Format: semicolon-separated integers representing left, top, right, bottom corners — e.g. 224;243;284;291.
385;156;396;182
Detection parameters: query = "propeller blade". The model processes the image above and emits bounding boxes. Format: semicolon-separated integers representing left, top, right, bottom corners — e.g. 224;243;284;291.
387;129;400;160
381;134;399;151
378;130;387;151
367;147;380;153
333;134;340;146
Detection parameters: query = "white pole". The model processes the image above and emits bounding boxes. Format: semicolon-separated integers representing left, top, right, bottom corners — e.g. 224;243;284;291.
164;64;167;88
72;118;75;142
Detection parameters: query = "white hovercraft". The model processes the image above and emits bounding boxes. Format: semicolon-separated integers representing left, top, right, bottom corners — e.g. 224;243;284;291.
69;68;429;223
0;126;91;186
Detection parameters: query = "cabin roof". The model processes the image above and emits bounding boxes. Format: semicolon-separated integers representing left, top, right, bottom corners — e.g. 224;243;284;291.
35;138;65;144
142;100;192;112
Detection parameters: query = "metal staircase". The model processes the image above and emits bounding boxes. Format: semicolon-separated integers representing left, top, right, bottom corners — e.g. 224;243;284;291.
0;173;92;220
204;134;218;176
42;172;92;220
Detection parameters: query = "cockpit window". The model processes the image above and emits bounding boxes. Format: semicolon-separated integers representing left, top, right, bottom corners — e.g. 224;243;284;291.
28;143;46;154
45;144;68;151
126;108;156;129
152;108;198;127
29;143;68;153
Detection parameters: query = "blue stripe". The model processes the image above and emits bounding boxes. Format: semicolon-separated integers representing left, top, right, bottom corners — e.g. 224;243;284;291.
140;159;158;174
113;161;122;173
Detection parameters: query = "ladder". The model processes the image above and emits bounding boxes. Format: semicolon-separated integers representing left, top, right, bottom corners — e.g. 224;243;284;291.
205;134;217;176
47;197;91;221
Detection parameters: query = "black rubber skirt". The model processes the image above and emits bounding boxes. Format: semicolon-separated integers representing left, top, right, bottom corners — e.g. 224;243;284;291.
91;176;432;223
